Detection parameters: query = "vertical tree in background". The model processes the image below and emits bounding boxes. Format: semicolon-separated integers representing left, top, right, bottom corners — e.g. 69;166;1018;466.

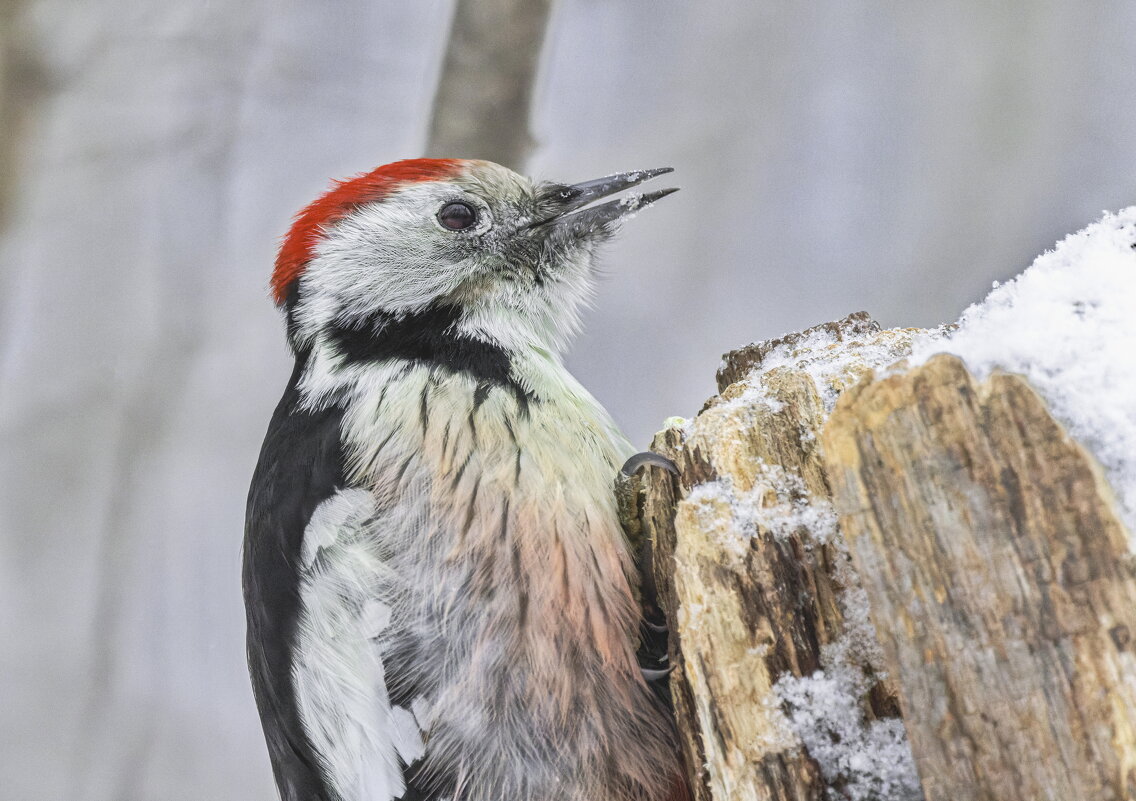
426;0;552;171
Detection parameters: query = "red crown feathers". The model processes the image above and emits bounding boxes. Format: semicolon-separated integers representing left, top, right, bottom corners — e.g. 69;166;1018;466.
272;158;463;305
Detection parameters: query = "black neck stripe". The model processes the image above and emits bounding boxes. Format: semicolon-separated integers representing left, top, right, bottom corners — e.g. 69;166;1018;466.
328;304;534;406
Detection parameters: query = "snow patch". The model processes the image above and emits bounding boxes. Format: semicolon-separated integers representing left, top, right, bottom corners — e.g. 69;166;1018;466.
914;207;1136;536
775;665;921;801
774;536;920;801
685;462;838;546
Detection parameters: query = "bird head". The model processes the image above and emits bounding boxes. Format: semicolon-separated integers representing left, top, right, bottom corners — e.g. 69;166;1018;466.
273;158;676;356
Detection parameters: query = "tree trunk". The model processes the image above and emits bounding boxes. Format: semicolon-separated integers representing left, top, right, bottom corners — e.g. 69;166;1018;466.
425;0;552;170
624;315;1134;800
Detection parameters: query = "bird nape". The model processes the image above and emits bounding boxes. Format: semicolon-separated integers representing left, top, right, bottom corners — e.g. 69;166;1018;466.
243;158;690;801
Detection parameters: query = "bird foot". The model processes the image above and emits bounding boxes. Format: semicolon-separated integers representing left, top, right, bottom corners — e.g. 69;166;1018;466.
621;451;679;477
641;665;676;682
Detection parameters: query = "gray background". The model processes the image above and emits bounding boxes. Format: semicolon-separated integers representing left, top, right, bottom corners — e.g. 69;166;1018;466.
2;2;1134;799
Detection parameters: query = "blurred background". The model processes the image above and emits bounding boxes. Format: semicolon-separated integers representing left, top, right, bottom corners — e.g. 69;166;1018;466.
2;1;1134;798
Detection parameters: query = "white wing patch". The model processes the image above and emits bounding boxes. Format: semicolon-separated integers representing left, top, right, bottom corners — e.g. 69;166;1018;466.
300;489;372;567
294;489;424;801
389;705;426;766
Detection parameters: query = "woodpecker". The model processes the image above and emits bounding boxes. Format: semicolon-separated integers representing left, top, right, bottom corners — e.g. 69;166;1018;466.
244;158;688;801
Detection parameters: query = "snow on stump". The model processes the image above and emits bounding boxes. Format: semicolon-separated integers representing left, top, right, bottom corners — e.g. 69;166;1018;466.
625;209;1136;800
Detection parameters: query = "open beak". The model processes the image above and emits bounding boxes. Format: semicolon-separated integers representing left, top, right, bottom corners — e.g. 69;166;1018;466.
530;167;679;237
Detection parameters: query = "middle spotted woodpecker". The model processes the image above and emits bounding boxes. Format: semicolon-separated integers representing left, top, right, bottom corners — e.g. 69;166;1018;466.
243;158;689;801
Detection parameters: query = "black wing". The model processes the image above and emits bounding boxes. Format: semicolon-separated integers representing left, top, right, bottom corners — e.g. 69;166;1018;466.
243;358;449;801
243;358;344;801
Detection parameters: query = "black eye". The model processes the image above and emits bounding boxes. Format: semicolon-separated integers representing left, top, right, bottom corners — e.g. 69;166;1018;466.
438;202;477;231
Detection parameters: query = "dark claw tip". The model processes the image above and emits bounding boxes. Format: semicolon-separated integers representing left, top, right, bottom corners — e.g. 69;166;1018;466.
621;451;679;477
641;666;676;682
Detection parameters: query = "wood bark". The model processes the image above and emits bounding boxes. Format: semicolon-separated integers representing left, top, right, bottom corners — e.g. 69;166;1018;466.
625;316;1135;801
823;354;1136;801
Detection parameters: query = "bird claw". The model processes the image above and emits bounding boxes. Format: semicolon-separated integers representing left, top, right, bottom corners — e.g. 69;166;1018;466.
621;451;678;477
641;666;675;682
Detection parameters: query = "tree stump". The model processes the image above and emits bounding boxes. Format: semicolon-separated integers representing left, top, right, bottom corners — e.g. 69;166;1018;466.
625;314;1135;800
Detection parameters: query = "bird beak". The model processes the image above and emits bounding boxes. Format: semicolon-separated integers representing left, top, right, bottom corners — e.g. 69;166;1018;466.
529;167;679;237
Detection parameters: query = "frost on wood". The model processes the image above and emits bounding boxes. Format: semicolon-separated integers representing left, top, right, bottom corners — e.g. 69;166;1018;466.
716;310;941;413
624;314;923;801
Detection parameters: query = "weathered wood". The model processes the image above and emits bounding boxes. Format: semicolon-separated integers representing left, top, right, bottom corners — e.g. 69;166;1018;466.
715;311;881;393
823;354;1136;801
627;315;919;801
623;429;713;801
